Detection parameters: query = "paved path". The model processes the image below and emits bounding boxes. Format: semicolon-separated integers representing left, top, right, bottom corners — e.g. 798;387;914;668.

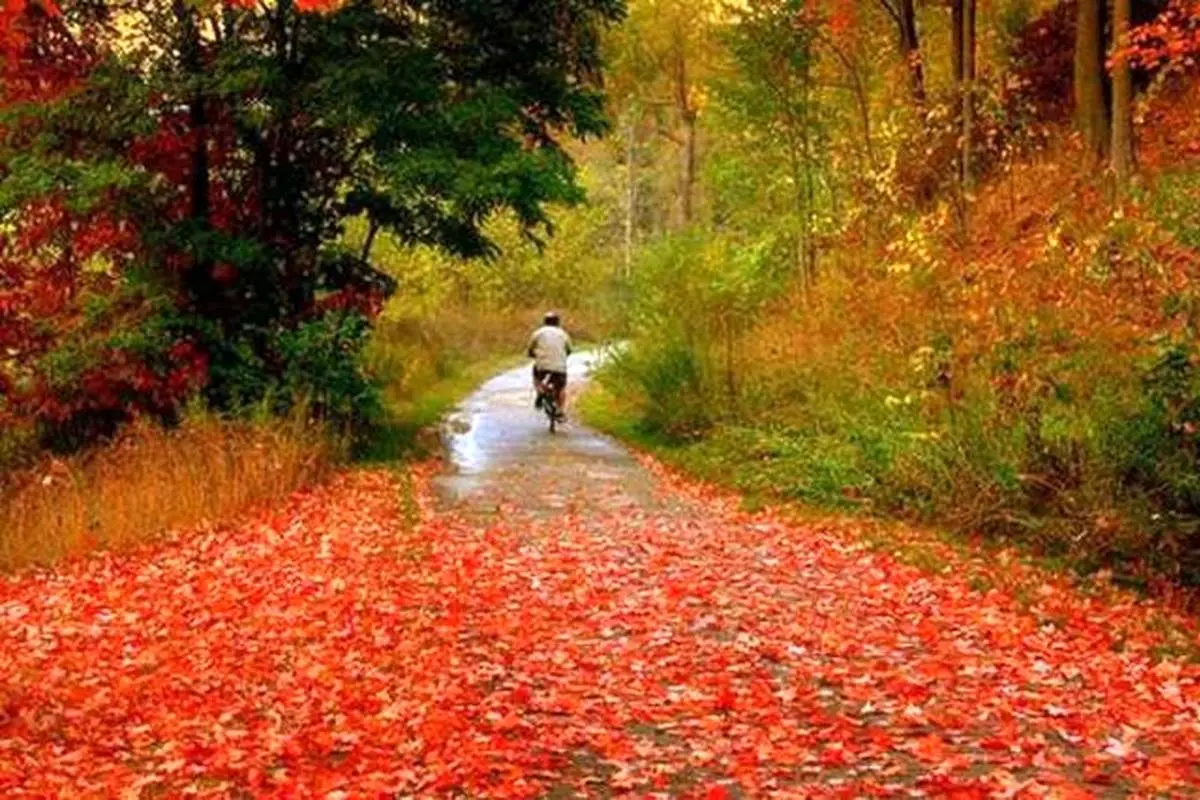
435;352;672;519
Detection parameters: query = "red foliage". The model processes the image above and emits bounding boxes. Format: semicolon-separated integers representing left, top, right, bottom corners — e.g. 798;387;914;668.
127;110;260;234
1006;0;1076;123
0;190;207;429
1;0;364;440
0;0;80;105
1129;0;1200;68
0;1;207;435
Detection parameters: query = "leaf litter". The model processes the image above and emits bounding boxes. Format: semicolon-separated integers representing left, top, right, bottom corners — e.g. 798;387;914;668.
0;461;1197;797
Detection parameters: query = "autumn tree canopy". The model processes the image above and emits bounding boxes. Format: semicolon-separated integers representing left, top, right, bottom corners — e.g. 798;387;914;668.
0;0;624;446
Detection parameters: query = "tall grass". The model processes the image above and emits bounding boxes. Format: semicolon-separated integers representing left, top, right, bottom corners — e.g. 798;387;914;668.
0;413;339;572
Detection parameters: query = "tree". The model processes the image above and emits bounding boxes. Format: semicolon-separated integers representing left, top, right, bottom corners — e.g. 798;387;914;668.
1112;0;1136;190
1;0;625;442
1076;0;1111;163
877;0;926;102
718;0;825;288
606;0;718;231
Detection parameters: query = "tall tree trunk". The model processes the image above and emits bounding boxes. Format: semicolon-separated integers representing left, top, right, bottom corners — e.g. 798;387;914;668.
173;0;213;308
786;141;806;285
951;0;964;87
623;114;638;278
680;110;697;227
672;40;696;228
961;0;977;192
898;0;926;102
1111;0;1135;192
268;0;310;315
1075;0;1110;165
801;57;817;287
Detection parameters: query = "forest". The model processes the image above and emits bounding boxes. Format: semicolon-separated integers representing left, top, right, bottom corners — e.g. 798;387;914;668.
5;0;1200;589
6;1;1200;796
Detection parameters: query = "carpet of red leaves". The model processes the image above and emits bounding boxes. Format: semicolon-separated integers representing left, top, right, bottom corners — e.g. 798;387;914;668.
1;462;1198;797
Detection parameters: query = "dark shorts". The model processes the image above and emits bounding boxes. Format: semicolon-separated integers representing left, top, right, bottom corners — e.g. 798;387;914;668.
533;367;567;393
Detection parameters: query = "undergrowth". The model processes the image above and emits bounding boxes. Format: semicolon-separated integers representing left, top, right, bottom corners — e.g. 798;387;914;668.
588;95;1200;597
0;411;339;572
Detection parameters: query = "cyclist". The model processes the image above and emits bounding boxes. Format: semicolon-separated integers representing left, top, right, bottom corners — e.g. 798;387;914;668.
528;311;572;418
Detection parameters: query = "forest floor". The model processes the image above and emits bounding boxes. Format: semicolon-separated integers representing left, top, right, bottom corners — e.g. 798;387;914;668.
1;359;1199;797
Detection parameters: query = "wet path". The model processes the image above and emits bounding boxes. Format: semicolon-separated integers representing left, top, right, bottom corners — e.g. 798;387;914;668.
434;352;669;519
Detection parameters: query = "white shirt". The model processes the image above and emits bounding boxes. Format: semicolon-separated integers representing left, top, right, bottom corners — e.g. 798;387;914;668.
528;325;572;373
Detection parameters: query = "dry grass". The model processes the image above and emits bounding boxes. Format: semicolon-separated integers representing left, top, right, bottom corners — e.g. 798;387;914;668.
0;413;341;572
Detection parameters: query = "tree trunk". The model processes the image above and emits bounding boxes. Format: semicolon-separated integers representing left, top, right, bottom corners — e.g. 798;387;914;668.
951;0;963;87
672;39;697;228
360;220;379;262
847;54;877;169
961;0;977;192
679;111;697;227
1111;0;1135;192
1075;0;1110;164
173;0;214;308
800;57;818;288
788;142;806;286
624;114;638;278
898;0;926;102
724;315;737;402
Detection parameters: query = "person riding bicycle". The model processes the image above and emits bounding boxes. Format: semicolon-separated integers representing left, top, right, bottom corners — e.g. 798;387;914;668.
528;311;572;418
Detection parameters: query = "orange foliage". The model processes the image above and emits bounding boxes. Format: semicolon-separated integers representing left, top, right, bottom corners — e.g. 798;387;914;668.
745;83;1200;407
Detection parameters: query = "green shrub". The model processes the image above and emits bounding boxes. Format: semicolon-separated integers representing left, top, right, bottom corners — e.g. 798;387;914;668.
602;341;713;438
277;311;382;430
1147;169;1200;249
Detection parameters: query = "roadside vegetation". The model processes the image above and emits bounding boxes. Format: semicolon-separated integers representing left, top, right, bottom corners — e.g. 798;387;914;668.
580;0;1200;596
0;0;624;570
0;412;337;571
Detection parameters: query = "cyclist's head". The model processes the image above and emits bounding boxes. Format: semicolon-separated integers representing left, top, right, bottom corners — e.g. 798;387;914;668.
543;311;561;327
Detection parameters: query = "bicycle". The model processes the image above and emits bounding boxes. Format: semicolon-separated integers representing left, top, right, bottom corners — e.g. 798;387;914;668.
535;375;564;434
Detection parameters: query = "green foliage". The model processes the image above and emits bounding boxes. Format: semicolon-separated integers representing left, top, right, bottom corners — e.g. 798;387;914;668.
199;311;381;433
595;329;1200;586
605;230;786;434
1146;169;1200;248
277;312;382;429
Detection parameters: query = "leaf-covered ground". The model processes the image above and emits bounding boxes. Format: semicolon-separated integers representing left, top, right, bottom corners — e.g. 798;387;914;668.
1;460;1198;797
